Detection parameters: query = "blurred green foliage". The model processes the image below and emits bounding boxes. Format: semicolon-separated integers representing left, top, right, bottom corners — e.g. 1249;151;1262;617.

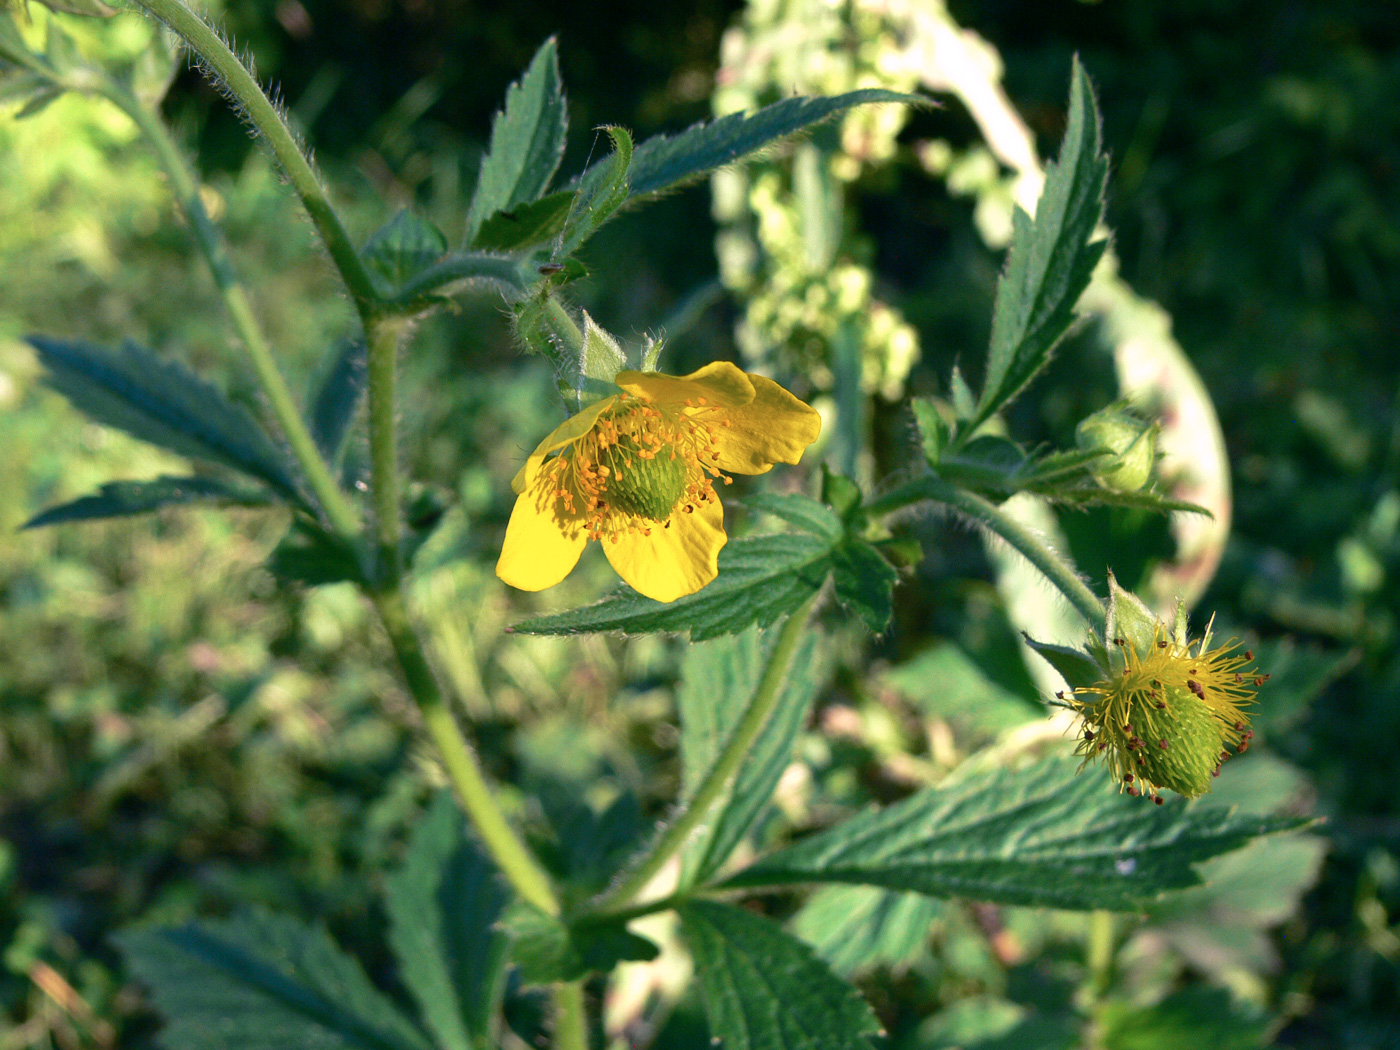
1;1;1397;1048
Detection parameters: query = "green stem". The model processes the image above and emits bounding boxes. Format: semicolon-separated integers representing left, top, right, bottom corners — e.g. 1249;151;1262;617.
93;75;361;542
1084;910;1115;1004
552;983;589;1050
372;587;559;916
869;475;1107;635
131;0;380;317
366;319;408;584
595;594;818;910
388;251;535;310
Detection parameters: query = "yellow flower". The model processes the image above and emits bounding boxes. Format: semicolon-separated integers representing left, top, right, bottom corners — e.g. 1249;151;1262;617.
496;361;821;602
1064;622;1267;802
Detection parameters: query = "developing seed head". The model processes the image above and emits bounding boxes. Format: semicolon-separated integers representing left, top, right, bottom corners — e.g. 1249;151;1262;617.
1068;624;1263;799
537;393;729;538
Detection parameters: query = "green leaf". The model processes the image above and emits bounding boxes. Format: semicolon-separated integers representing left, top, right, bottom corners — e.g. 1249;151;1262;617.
115;914;432;1050
791;885;941;977
362;210;449;289
832;541;898;633
680;630;823;886
472;190;576;252
575;90;919;205
501;904;657;985
971;58;1109;433
911;397;953;464
742;491;842;541
1097;988;1269;1050
309;340;366;462
509;532;837;639
268;521;363;587
723;755;1310;911
465;37;568;243
23;475;272;529
556;125;632;258
883;643;1042;737
384;793;509;1050
32;0;117;16
820;465;863;523
679;901;881;1050
28;336;301;498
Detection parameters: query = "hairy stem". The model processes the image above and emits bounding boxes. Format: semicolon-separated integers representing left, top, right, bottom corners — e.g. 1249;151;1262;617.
869;475;1107;635
388;251;535;310
95;76;361;541
552;983;589;1050
372;587;559;916
131;0;380;316
366;319;408;584
595;594;818;910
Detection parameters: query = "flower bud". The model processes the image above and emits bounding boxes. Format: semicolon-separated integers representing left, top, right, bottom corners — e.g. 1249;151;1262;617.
1076;406;1159;492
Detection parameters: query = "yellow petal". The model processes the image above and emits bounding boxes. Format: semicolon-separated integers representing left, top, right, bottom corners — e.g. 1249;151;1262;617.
615;361;755;410
603;495;726;602
512;396;617;494
710;373;822;474
496;475;590;592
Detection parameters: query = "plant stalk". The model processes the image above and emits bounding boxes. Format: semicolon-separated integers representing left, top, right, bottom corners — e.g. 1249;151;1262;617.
131;0;381;318
372;587;559;917
869;475;1107;635
366;319;408;584
552;983;589;1050
595;593;818;910
95;76;362;542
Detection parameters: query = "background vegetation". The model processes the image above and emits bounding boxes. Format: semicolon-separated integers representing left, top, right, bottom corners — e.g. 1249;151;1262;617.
1;0;1396;1047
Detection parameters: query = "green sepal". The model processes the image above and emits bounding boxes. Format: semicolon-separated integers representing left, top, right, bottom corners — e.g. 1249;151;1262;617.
1105;570;1158;662
576;309;627;405
1024;635;1108;691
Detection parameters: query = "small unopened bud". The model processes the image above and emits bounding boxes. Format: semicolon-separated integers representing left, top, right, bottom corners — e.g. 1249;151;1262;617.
1076;406;1160;492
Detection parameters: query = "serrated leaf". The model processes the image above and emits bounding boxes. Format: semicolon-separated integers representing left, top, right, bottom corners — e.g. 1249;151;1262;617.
465;38;568;243
362;210;449;289
791;885;941;977
309;340;366;462
384;793;509;1050
28;336;301;498
573;90;919;207
23;475;272;529
680;630;823;886
833;541;897;633
971;59;1109;433
911;397;952;464
501;904;657;985
556;125;631;258
472;190;576;252
723;755;1310;911
115;913;432;1050
821;465;863;523
742;491;842;541
679;901;881;1050
509;532;836;639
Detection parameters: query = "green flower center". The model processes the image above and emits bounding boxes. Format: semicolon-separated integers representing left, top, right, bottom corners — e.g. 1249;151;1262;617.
603;436;690;521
